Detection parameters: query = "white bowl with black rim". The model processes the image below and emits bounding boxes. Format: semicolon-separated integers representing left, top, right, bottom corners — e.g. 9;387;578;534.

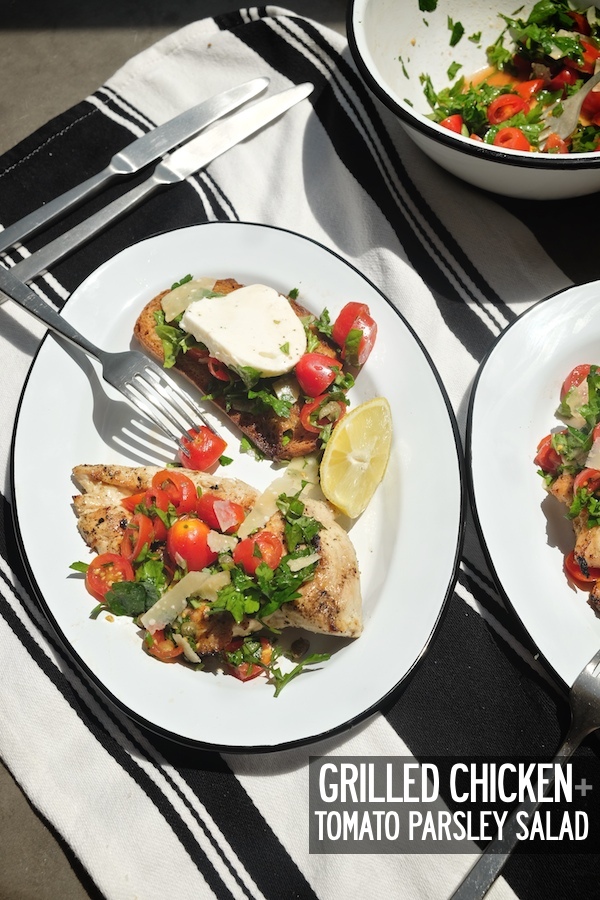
348;0;600;199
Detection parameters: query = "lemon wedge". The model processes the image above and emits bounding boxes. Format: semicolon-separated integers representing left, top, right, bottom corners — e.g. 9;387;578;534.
319;397;392;518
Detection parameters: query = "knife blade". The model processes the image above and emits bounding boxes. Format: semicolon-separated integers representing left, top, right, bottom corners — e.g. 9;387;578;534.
9;82;314;286
0;77;269;255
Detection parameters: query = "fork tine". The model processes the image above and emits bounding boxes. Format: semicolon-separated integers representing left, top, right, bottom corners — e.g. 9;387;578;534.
142;363;215;431
121;380;190;451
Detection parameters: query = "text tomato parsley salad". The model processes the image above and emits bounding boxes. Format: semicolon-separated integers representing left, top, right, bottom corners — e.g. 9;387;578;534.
421;0;600;153
71;287;380;695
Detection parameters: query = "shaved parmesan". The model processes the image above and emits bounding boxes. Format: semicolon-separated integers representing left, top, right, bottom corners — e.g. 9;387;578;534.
207;530;238;555
140;568;230;633
238;456;323;539
161;277;217;322
288;552;321;572
585;438;600;470
558;379;589;430
172;633;202;664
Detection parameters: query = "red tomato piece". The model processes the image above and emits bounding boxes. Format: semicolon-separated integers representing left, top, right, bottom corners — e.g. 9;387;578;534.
487;94;527;125
332;303;377;367
439;114;464;134
85;553;134;602
493;127;530;151
152;469;197;513
582;88;600;120
178;426;227;472
547;67;578;93
207;357;231;381
569;40;600;74
560;365;591;401
299;394;347;435
544;132;570;154
564;550;600;588
166;516;218;571
142;487;170;513
121;491;146;513
196;493;245;534
533;434;562;476
567;10;592;35
145;629;184;661
331;302;370;347
574;468;600;495
470;133;484;142
233;531;284;576
295;352;341;397
121;513;155;561
225;637;273;681
513;79;544;101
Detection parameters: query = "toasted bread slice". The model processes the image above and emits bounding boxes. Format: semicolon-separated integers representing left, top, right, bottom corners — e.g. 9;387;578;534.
133;278;339;461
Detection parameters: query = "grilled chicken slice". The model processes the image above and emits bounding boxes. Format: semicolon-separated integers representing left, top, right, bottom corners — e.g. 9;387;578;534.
261;498;362;638
72;464;362;640
72;463;259;555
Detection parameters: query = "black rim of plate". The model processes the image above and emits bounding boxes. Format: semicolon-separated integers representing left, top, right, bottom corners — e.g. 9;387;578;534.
10;220;467;753
346;0;600;172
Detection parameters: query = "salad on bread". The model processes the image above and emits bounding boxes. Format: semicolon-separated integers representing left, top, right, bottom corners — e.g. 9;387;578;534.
133;276;377;463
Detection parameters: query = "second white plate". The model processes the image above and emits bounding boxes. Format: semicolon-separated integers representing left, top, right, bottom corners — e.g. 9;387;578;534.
469;280;600;689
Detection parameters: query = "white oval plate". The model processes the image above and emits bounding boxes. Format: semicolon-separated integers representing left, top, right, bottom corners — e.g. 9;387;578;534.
469;281;600;690
12;222;463;750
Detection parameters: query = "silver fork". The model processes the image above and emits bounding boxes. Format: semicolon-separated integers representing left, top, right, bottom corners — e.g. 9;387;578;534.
539;69;600;142
0;267;216;454
451;647;600;900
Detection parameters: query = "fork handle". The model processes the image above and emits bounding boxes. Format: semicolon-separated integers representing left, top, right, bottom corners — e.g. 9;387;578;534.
0;267;102;360
449;723;585;900
0;164;116;256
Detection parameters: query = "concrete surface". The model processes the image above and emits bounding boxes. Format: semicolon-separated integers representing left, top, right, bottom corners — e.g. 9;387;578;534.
0;2;346;898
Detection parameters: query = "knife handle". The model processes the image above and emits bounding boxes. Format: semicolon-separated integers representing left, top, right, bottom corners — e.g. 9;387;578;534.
0;164;117;255
10;167;176;284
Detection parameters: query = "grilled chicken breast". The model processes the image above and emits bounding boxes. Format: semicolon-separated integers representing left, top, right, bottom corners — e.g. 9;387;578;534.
72;464;362;639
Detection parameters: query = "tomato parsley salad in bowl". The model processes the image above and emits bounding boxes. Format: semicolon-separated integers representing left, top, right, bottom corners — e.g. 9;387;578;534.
70;277;392;696
534;363;600;611
426;0;600;154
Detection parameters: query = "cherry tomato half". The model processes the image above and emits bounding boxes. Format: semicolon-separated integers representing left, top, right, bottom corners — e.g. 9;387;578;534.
568;40;600;75
513;79;544;101
207;357;231;381
332;302;377;367
533;434;562;476
299;394;346;434
178;426;227;471
152;469;197;513
574;468;600;495
487;94;527;125
544;133;570;154
224;637;273;681
145;629;184;661
121;513;155;561
567;10;592;35
560;365;591;401
493;127;530;151
85;553;134;602
295;352;341;397
564;550;600;588
547;67;578;94
166;516;218;571
582;88;600;121
233;531;284;576
196;493;245;534
439;114;464;134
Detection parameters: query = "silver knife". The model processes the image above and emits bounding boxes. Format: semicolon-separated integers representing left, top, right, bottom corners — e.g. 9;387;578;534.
0;76;269;255
8;82;314;286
